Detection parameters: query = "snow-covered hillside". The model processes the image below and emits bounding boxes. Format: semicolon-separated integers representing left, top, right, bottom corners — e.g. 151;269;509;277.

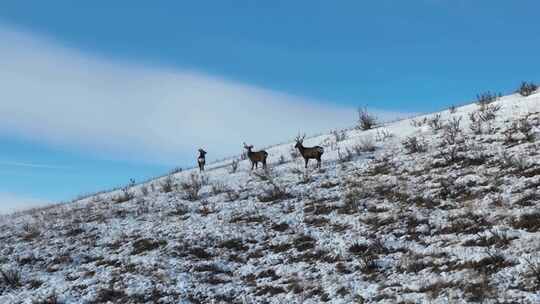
2;91;540;303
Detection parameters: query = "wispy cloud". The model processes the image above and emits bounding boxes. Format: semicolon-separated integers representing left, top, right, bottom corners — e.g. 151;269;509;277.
0;160;66;169
0;26;411;164
0;192;51;214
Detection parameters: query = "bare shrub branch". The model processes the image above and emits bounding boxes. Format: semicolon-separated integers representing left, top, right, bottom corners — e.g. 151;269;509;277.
160;175;175;193
180;173;203;201
402;136;427;154
517;81;538;97
476;91;501;107
357;107;377;130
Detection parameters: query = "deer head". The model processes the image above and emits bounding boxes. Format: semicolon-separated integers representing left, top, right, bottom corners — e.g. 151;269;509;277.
294;134;305;149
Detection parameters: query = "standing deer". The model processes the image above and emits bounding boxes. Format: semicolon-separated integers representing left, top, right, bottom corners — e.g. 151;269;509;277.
243;143;268;170
295;134;324;169
197;148;207;172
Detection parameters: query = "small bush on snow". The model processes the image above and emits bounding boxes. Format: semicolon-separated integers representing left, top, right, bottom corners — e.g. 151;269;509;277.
21;222;41;241
114;178;136;203
402;136;427;154
230;159;239;173
503;117;535;143
352;137;376;154
211;181;227;196
523;258;540;289
0;268;21;289
140;184;149;196
517;81;538;97
160;175;175;193
438;117;466;164
331;129;348;142
337;147;354;163
410;117;428;128
518;117;535;142
476;91;501;107
428;114;444;132
179;173;203;201
357;107;377;130
375;128;393;142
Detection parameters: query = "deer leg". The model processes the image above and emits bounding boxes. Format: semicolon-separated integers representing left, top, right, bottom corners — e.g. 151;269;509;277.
317;157;321;168
263;160;267;170
304;158;308;169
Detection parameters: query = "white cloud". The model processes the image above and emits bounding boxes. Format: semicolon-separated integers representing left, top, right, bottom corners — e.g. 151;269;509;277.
0;26;410;165
0;192;51;214
0;160;66;169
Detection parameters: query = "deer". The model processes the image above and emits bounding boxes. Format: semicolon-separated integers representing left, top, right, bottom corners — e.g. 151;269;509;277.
243;143;268;170
295;134;324;169
197;148;207;172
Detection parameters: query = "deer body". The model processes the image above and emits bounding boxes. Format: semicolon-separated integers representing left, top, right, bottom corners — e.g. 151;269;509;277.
244;143;268;170
197;149;207;172
295;135;324;169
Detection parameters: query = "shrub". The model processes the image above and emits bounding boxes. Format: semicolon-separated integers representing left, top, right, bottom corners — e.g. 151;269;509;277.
240;152;248;161
402;136;427;154
478;103;501;120
353;137;376;154
21;223;41;241
375;129;393;142
169;167;183;174
230;159;239;173
132;238;167;255
337;147;354;163
438;121;466;164
33;291;61;304
179;173;203;201
140;185;149;196
449;104;457;114
517;81;538;97
357;107;377;130
331;129;347;142
469;111;484;135
504;117;535;143
469;102;500;136
524;258;540;288
254;171;290;202
278;155;286;165
512;212;540;232
0;268;21;289
410;117;428;128
428;114;443;132
476;91;500;107
439;143;462;165
225;189;240;202
443;116;463;145
289;146;300;160
160;175;175;193
211;181;226;196
115;179;135;203
518;118;535;142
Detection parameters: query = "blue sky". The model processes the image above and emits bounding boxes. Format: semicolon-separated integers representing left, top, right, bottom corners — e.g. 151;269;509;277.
0;1;539;211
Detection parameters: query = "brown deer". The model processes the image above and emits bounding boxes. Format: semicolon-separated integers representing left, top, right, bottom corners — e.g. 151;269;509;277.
295;134;324;169
197;148;207;172
243;143;268;170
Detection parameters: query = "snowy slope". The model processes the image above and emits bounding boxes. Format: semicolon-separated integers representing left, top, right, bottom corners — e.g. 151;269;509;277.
2;92;540;303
